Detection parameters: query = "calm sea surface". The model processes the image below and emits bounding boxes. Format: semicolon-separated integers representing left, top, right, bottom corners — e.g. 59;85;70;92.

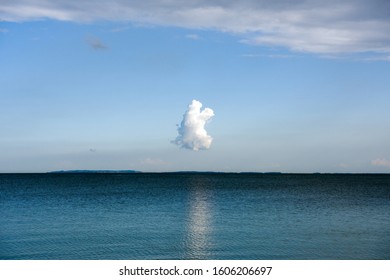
1;173;389;259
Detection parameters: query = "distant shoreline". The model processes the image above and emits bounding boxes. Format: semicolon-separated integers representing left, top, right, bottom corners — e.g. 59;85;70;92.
0;170;384;175
47;170;142;174
46;170;282;174
0;170;389;175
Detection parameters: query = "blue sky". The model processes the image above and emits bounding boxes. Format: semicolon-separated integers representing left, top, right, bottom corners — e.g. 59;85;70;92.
1;0;390;172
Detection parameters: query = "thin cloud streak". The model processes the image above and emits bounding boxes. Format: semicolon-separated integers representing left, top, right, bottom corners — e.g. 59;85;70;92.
186;34;201;40
1;1;390;57
371;158;390;167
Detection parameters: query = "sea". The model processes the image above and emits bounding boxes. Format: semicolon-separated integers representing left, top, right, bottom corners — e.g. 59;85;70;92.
1;173;389;260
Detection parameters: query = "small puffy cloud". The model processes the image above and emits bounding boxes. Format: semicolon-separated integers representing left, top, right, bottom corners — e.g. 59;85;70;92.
86;36;108;50
371;158;390;167
173;99;214;151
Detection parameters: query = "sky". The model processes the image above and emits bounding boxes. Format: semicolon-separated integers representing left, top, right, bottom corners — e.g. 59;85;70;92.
1;0;390;173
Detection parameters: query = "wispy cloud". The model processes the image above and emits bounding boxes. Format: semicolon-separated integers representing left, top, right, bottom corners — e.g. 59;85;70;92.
86;36;108;50
173;99;214;151
1;1;390;57
242;53;295;59
141;157;168;166
109;26;130;33
185;34;201;40
0;28;8;33
371;158;390;167
363;55;390;62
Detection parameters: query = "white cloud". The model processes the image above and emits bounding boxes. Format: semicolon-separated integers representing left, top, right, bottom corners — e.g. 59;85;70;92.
173;99;214;151
1;1;390;57
371;158;390;167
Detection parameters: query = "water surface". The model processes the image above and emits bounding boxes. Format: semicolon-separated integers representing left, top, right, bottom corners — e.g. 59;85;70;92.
1;173;389;259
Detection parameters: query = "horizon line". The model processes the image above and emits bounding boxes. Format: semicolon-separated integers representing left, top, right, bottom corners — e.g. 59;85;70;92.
0;170;389;175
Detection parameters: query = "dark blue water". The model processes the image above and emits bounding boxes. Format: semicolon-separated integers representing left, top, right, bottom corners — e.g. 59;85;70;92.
1;173;389;259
